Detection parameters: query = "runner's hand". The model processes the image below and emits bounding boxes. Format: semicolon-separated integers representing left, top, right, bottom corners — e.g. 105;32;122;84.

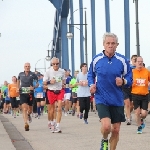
90;84;96;94
82;81;88;86
30;86;34;90
50;79;56;84
16;88;19;93
78;81;83;86
116;77;123;86
62;84;66;88
43;81;47;85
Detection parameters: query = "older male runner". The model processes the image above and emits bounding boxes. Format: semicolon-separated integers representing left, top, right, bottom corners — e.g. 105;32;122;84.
132;56;150;134
17;62;38;131
43;57;65;133
88;32;132;150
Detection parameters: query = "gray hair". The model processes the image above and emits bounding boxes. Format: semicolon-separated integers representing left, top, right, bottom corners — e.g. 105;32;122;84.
51;57;59;64
103;32;118;43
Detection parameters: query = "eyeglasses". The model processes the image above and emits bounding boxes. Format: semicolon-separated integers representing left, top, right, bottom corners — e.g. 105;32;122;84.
25;66;30;67
52;63;59;66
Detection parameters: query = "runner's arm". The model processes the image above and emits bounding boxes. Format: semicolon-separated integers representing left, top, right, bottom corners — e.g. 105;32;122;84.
43;71;50;84
123;59;133;87
148;71;150;82
87;60;96;87
17;73;21;91
8;84;10;97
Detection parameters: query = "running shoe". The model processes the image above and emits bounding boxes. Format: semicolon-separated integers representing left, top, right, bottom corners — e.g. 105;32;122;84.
141;118;145;129
130;115;132;121
69;110;72;114
14;114;16;118
141;123;145;129
25;123;29;131
126;119;131;125
28;114;32;123
37;115;40;119
11;110;14;116
80;113;83;119
41;112;43;116
34;114;38;118
44;111;48;114
84;119;88;124
54;126;62;133
100;139;108;150
48;122;51;129
64;112;67;117
72;110;75;116
51;125;55;133
137;126;142;134
16;112;19;116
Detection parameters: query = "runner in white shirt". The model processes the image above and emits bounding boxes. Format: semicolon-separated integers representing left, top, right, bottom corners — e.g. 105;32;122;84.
43;57;65;133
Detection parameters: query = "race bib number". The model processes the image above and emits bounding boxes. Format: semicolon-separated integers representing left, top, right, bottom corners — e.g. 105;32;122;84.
54;76;62;82
16;97;20;100
36;93;43;98
136;79;146;86
21;87;30;94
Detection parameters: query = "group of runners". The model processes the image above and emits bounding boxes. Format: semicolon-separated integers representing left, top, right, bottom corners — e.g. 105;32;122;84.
0;32;150;150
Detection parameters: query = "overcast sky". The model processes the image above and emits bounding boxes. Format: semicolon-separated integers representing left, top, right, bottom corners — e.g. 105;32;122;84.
0;0;150;84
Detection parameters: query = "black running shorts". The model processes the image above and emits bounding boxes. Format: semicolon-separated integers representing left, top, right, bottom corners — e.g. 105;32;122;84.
122;87;132;101
35;98;45;102
97;104;125;124
20;94;33;106
132;94;148;110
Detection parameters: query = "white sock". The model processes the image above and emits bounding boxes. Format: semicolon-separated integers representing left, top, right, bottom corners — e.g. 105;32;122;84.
103;138;108;141
57;123;60;127
50;121;54;125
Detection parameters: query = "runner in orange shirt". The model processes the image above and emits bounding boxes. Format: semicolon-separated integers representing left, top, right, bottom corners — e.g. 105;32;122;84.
131;56;150;134
8;76;19;118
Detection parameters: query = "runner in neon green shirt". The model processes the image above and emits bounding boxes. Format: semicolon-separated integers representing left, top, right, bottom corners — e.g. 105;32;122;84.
1;81;8;113
69;70;79;116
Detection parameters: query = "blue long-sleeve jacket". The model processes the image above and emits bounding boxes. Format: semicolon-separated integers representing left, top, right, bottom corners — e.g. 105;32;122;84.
87;51;132;106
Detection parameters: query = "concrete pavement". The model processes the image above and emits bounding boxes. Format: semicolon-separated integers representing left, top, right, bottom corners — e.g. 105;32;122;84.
1;112;150;150
0;116;15;150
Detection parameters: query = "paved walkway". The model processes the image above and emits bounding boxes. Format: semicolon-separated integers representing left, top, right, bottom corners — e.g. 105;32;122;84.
0;112;150;150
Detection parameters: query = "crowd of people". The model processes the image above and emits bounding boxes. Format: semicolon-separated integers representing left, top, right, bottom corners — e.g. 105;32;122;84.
0;32;150;150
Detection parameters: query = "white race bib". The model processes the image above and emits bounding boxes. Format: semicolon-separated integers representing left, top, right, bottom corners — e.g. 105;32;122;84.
136;79;146;86
36;93;43;98
16;97;20;101
21;87;30;93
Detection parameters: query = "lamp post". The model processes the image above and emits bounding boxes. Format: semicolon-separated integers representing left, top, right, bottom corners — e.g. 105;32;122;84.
46;40;53;61
45;50;51;61
66;26;88;65
35;58;46;72
35;47;52;72
67;8;88;65
133;0;140;56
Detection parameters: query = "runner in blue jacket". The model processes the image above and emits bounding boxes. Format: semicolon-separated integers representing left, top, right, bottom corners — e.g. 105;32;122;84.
87;32;132;150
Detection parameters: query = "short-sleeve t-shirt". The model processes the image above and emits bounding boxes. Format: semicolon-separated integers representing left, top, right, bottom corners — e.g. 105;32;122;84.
33;79;45;98
70;78;78;93
65;76;72;93
18;71;38;87
43;67;65;90
4;88;10;101
77;72;91;97
8;83;19;97
1;85;7;98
